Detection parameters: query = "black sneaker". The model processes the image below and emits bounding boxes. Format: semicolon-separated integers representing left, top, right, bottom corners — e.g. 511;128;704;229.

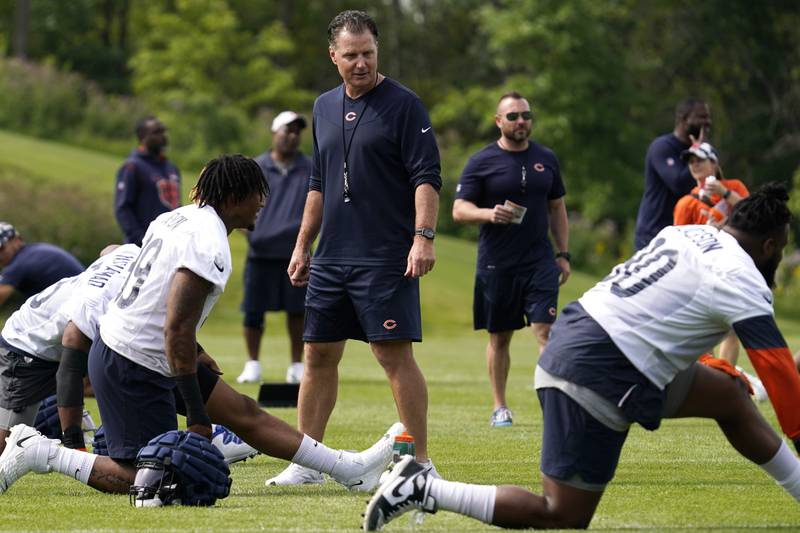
363;455;437;531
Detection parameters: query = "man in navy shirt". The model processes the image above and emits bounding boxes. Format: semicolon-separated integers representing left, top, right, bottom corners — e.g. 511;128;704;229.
268;10;442;486
236;111;310;385
0;222;83;309
634;98;712;250
114;116;181;245
453;92;570;428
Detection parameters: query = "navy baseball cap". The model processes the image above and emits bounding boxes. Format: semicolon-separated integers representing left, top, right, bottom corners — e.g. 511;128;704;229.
681;142;718;163
0;222;18;247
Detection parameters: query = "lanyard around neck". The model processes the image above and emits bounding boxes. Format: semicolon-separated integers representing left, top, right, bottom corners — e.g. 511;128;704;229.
340;77;378;203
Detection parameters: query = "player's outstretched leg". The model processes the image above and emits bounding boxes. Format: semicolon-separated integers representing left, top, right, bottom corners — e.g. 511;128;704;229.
670;363;800;500
364;455;602;530
205;377;403;491
0;424;134;495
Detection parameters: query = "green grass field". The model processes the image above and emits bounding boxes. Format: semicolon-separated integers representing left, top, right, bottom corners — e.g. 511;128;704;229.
1;130;799;531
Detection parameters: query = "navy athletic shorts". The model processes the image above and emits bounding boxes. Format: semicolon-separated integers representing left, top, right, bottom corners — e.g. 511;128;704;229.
241;258;306;322
88;337;220;462
303;264;421;343
536;301;666;487
0;338;58;410
473;258;560;333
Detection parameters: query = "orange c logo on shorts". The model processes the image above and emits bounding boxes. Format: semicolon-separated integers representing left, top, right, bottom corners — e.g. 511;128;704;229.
383;320;397;330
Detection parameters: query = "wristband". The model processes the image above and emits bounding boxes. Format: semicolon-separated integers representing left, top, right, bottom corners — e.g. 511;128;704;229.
175;373;211;428
723;189;731;200
794;438;800;455
555;251;571;262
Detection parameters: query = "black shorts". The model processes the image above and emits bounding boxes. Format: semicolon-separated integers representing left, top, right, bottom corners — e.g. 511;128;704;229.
536;302;666;488
88;337;220;462
303;264;421;343
473;259;560;333
538;388;628;488
242;258;306;319
0;341;58;411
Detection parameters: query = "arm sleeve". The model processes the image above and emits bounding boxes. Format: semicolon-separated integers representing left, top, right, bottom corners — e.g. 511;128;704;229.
455;156;484;203
548;152;566;199
400;98;442;192
309;114;322;193
114;161;146;244
734;315;800;440
649;141;695;196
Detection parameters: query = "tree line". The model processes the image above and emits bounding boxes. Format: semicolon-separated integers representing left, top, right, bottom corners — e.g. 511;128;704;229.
1;0;798;250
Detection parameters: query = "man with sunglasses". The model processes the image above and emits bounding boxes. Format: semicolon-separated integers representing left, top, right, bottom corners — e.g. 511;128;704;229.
453;91;569;427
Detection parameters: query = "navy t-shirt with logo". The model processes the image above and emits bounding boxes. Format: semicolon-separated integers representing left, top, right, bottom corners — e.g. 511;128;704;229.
0;243;83;297
456;142;565;271
115;149;181;246
310;77;442;267
634;133;694;250
248;151;311;260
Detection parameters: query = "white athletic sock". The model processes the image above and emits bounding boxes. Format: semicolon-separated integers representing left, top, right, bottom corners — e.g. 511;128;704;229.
291;434;339;474
759;441;800;501
428;478;497;524
49;446;97;485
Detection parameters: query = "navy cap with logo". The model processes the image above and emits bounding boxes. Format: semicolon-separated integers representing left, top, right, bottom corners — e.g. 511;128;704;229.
0;222;18;248
681;142;718;163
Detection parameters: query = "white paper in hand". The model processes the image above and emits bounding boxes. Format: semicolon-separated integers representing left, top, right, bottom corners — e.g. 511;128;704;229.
504;200;527;224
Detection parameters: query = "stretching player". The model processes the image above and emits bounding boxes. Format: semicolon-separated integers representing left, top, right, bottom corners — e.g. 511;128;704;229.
0;245;139;454
0;155;401;496
365;183;800;530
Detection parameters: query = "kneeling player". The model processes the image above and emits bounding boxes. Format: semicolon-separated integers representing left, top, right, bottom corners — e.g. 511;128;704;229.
365;183;800;530
0;155;401;496
0;244;139;454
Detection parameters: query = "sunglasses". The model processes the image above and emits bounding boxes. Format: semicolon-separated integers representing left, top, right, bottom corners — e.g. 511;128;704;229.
504;111;532;121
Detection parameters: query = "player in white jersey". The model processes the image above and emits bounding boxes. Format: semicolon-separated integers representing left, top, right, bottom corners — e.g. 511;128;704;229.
364;183;800;530
0;244;139;454
0;155;403;497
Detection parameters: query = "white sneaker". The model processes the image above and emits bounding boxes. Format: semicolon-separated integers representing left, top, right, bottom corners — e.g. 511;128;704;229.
236;360;262;384
738;367;768;401
418;459;441;479
0;424;57;494
211;424;258;464
285;362;304;384
363;455;437;531
330;422;405;492
265;463;325;486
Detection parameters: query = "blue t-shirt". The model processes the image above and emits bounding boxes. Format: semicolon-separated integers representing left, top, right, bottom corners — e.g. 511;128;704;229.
0;243;83;297
247;152;311;260
310;77;442;266
115;149;181;246
634;133;694;250
456;142;565;271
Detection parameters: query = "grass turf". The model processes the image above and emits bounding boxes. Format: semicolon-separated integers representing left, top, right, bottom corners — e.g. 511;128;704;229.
1;129;799;530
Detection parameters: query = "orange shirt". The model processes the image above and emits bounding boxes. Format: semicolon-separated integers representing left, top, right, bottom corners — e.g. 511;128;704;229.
673;179;749;226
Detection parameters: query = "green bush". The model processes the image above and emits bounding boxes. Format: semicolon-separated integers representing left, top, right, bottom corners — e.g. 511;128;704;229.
0;166;121;265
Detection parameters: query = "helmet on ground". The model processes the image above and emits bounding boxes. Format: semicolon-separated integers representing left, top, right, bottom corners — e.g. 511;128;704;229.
129;430;232;507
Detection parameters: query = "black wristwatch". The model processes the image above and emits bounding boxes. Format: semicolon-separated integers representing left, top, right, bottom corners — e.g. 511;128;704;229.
555;251;571;262
415;227;436;240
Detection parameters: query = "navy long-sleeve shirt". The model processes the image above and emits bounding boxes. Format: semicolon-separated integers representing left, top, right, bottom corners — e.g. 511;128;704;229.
634;133;694;250
310;78;442;267
114;149;181;245
0;243;83;297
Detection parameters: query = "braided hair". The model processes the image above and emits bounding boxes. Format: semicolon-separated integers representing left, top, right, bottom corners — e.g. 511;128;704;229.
727;181;791;236
191;154;268;209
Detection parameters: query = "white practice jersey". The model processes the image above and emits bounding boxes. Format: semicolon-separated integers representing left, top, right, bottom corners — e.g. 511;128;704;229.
1;276;80;362
58;244;140;341
580;225;773;388
1;245;142;362
100;205;231;376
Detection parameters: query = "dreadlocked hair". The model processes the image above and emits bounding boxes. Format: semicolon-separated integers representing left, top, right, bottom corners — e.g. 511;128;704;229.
728;181;791;236
191;154;268;208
